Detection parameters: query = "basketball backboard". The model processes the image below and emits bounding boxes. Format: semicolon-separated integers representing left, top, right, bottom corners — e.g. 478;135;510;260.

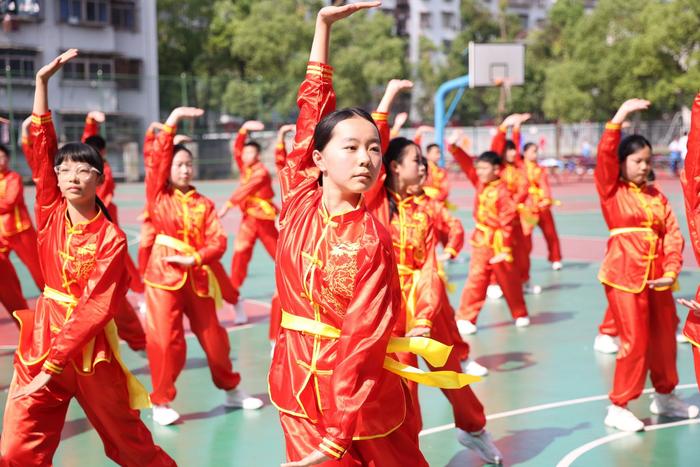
468;42;525;88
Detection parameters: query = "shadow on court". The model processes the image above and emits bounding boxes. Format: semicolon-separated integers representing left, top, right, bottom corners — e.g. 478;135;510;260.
445;422;590;466
475;352;536;373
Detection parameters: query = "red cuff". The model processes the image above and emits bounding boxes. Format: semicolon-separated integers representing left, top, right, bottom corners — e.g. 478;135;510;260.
318;437;347;460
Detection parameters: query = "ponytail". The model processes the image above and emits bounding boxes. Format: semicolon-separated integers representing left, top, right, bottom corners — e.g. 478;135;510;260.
95;196;113;223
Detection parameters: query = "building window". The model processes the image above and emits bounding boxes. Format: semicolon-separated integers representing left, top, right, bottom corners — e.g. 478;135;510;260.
59;0;108;25
111;0;136;31
420;12;431;29
115;57;141;90
62;56;113;81
0;49;36;80
441;11;455;29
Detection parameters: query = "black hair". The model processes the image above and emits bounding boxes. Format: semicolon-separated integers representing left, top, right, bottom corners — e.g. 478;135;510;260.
618;134;652;163
173;143;193;159
426;143;440;152
84;135;106;152
505;140;517;151
523;142;537;152
383;137;420;218
313;107;378;152
54;142;112;222
648;168;656;182
420;155;429;171
477;151;502;167
244;141;261;154
0;144;9;158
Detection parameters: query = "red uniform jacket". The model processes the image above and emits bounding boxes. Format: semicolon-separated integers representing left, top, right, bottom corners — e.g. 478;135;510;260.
448;144;517;259
414;133;450;202
227;130;278;220
0;169;33;237
268;62;407;460
144;125;227;296
681;93;700;344
19;112;129;377
595;123;683;293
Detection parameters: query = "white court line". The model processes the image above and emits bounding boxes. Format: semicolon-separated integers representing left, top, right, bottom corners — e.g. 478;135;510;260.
419;383;697;437
556;418;700;467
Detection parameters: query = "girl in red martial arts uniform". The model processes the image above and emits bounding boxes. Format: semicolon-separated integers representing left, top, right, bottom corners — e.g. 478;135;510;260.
596;98;697;432
365;80;500;464
143;105;263;426
269;4;431;466
0;49;175;467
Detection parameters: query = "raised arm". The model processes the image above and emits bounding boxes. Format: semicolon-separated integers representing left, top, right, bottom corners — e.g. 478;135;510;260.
81;110;104;142
280;4;383;218
274;124;295;171
145;107;203;205
365;79;413;208
232;120;264;173
447;131;478;187
30;50;78;230
683;93;700;267
390;112;408;139
20;116;32;157
595;99;650;199
414;125;433;147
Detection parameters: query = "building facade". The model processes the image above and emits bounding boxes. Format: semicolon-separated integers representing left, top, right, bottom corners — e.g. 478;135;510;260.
0;0;158;176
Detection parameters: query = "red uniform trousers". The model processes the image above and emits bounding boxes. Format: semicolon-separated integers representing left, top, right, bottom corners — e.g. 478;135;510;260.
605;284;678;406
145;281;241;405
489;219;529;286
458;247;529;324
598;307;618;336
397;304;485;433
229;215;278;292
279;383;428;467
115;299;147;351
0;357;175;467
4;228;44;290
0;253;27;322
530;208;562;263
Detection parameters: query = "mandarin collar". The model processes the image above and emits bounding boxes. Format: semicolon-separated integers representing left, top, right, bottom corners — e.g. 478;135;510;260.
319;196;365;226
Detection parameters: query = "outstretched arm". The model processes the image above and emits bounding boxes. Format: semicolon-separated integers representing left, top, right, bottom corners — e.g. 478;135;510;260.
447;131;478;187
232;120;264;173
274;124;295;170
81;110;104;142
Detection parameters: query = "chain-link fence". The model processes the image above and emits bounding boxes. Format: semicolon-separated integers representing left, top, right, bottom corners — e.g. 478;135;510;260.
0;70;686;181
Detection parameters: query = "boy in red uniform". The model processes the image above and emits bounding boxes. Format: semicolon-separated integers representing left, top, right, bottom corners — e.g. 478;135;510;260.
448;139;530;336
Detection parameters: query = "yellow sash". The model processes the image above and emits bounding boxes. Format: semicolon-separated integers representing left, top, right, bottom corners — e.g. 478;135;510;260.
247;196;277;218
609;227;655;237
397;264;421;330
280;310;480;389
155;234;222;309
474;223;511;259
43;286;151;409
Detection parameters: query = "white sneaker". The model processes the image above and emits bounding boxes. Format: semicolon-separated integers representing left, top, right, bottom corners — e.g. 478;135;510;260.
523;283;542;295
462;358;489;377
650;392;700;419
604;405;644;432
457;429;503;464
234;307;248;325
514;317;530;328
152;405;180;426
594;334;619;354
552;261;563;271
224;387;263;410
486;284;504;299
677;333;689;344
457;319;478;337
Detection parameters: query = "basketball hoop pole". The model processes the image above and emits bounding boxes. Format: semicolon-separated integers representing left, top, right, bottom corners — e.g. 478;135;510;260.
434;74;470;167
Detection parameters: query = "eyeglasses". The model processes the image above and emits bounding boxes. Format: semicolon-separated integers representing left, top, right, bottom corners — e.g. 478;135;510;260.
54;164;102;181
